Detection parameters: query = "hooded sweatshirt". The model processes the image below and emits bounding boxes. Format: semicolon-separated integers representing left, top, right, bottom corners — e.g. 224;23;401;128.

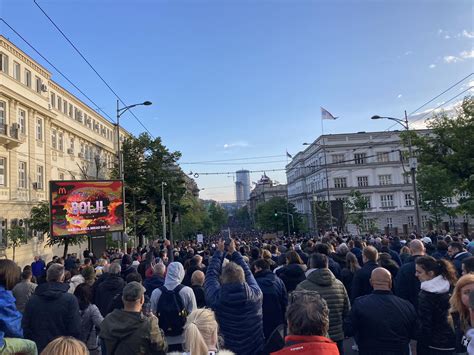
149;262;196;345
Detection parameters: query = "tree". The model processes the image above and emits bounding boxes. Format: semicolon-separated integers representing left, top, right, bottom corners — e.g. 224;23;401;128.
235;206;251;229
208;202;228;233
255;197;303;234
344;190;369;234
29;201;86;258
404;96;474;227
6;225;27;261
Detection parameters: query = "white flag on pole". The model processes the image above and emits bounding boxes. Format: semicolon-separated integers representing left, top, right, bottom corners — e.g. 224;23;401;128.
321;107;338;120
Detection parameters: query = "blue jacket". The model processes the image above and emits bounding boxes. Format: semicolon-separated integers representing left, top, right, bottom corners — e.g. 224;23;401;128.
0;286;23;348
143;275;165;297
351;261;378;302
205;251;264;355
394;255;422;310
31;259;45;278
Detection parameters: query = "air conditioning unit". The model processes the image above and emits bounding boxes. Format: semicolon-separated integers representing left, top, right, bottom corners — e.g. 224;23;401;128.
41;84;48;92
78;152;84;158
32;182;38;190
67;148;74;155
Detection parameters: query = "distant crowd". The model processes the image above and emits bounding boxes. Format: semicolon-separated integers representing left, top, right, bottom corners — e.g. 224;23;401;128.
1;230;474;355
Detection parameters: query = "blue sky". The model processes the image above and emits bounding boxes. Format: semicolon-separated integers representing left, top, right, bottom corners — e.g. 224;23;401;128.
1;0;473;201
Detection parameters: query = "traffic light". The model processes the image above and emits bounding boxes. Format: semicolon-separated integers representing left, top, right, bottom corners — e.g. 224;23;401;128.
274;209;278;217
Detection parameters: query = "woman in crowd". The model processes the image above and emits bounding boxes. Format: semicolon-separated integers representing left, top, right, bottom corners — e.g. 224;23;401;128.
0;259;37;355
168;308;234;355
415;255;457;354
74;283;104;354
378;252;399;280
40;336;88;355
341;252;360;298
449;274;474;354
400;246;412;265
275;251;307;293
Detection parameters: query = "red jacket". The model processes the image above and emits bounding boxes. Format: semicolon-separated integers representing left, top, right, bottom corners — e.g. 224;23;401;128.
271;335;339;355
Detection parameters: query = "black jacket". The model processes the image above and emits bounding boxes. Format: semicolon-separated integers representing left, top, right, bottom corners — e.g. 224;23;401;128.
23;282;81;352
453;251;472;277
95;274;126;316
254;269;288;340
394;255;422;309
341;268;355;298
191;285;206;308
344;290;417;355
182;265;205;287
351;261;378;302
276;264;306;293
144;275;165;298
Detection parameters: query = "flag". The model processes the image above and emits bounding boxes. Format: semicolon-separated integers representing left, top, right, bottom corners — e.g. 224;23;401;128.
286;151;292;159
321;107;338;120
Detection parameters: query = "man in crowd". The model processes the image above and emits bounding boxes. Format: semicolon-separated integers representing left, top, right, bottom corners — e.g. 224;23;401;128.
31;256;45;282
448;241;472;276
144;263;166;297
95;262;126;316
351;246;379;301
345;268;417;355
462;256;474;275
22;264;81;352
12;268;37;313
205;238;264;355
297;253;350;354
190;270;206;308
253;258;288;340
395;239;425;309
272;290;339;355
100;281;167;354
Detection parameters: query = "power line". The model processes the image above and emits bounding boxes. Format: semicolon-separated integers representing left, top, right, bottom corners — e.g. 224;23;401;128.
33;0;155;138
180;154;286;164
181;160;288;166
1;19;115;123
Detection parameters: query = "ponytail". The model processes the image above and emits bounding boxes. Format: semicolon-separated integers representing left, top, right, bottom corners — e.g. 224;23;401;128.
437;259;458;286
183;308;219;354
184;321;208;355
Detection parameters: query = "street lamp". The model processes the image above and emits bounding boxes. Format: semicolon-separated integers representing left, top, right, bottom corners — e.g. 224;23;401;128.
371;110;421;234
161;181;167;240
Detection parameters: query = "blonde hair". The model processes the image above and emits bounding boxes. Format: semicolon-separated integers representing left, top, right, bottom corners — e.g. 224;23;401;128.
449;274;474;331
40;336;88;355
183;309;218;354
262;249;272;259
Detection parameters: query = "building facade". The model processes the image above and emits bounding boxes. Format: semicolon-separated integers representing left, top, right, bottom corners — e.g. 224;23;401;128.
235;169;250;207
286;130;472;235
248;174;288;216
0;35;124;265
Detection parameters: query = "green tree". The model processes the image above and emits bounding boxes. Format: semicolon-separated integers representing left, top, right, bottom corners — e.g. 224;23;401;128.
6;225;27;261
344;190;369;234
235;206;251;229
255;197;303;234
208;202;228;233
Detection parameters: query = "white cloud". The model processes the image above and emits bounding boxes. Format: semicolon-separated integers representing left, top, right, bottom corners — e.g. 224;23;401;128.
438;29;445;35
444;55;461;63
462;30;474;39
405;51;413;56
397;94;403;99
223;141;249;149
429;64;436;69
460;50;474;59
444;35;451;39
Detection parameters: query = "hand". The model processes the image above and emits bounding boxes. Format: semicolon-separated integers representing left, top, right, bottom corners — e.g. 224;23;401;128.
228;238;236;254
218;239;225;252
163;239;170;248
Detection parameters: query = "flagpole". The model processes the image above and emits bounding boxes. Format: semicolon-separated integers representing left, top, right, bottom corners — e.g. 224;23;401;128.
321;118;333;232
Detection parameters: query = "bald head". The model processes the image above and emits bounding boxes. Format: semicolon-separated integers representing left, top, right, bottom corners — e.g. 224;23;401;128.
370;267;392;291
409;240;425;256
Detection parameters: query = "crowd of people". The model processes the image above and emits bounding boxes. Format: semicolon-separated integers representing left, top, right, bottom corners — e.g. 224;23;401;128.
1;230;474;355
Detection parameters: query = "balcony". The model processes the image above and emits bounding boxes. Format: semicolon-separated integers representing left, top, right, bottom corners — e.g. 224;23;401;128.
0;124;22;148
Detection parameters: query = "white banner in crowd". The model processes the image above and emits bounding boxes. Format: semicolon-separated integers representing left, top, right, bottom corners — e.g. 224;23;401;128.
197;234;204;243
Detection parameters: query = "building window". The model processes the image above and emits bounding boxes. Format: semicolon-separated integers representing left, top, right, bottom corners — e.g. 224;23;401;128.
408;216;414;228
58;132;64;151
363;218;375;231
378;174;392;186
36;165;44;190
354;153;366;165
386;217;393;228
50;92;56;108
377;152;390;162
405;193;413;206
35;76;42;93
36;118;43;141
380;194;394;208
0;53;8;73
18;109;26;134
445;196;454;204
70;137;75;150
422;215;429;228
13;61;20;81
332;154;345;164
24;69;31;87
57;97;62;111
334;177;347;188
0;157;5;186
18;161;27;189
363;196;371;209
68;103;73;117
63;100;68;114
51;129;57;149
59;173;64;180
0;101;5;130
357;176;369;187
403;173;411;184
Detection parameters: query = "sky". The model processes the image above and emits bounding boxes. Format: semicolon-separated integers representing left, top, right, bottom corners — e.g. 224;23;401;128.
1;0;473;201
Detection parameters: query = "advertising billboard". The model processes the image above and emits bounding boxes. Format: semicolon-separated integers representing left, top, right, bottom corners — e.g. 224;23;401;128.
50;180;124;237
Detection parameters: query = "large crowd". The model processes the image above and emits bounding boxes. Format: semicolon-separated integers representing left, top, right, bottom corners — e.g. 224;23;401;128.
1;231;474;355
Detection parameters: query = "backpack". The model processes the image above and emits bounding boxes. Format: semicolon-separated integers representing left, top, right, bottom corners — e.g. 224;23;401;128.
156;284;187;336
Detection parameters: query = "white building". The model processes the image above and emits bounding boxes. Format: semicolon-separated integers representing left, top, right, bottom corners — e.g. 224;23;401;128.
235;169;250;207
286;130;471;235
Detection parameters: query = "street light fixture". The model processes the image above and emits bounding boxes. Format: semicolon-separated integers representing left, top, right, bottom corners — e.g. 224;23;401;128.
371;110;421;234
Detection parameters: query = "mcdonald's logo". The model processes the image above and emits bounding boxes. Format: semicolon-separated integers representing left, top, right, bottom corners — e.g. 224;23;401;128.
58;187;67;195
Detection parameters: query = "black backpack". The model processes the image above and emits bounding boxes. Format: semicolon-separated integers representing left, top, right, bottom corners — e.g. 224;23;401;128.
156;284;187;336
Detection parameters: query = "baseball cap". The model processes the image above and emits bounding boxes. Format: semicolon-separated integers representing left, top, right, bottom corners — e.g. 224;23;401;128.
122;281;145;302
421;237;432;245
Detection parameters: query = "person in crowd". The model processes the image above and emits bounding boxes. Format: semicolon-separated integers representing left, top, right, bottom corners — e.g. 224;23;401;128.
433;240;449;260
331;242;349;269
399;246;412;264
137;250;155;280
462;256;474;275
341;252;360;298
449;242;472;277
275;250;307;293
315;243;341;279
121;255;137;280
344;267;417;355
168;308;234;355
64;254;77;271
100;281;167;355
150;262;196;352
190;270;206;308
253;258;288;340
205;238;264;355
262;249;277;271
40;336;88;355
182;255;205;287
395;239;425;309
415;255;457;354
378;252;399;280
31;256;46;282
74;283;103;354
144;263;166;297
108;272;148;314
390;236;403;254
95;262;126;317
12;267;37;313
351;246;379;301
0;259;37;355
23;263;81;352
381;238;402;266
68;266;85;294
94;258;108;277
294;244;309;265
82;266;96;287
271;290;339;355
449;274;474;353
296;253;349;354
350;239;364;266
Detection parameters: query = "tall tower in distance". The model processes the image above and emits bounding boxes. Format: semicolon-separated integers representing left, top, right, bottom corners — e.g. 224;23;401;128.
235;170;251;207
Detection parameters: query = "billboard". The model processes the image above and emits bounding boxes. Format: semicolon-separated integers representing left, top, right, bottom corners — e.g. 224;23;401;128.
50;180;124;237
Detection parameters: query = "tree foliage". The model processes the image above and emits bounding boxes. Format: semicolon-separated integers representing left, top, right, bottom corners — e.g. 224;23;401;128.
207;202;228;234
255;197;303;234
344;189;369;233
6;225;27;261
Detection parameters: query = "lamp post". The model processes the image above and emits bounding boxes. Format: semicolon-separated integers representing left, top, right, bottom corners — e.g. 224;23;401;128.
371;111;421;234
161;181;167;240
